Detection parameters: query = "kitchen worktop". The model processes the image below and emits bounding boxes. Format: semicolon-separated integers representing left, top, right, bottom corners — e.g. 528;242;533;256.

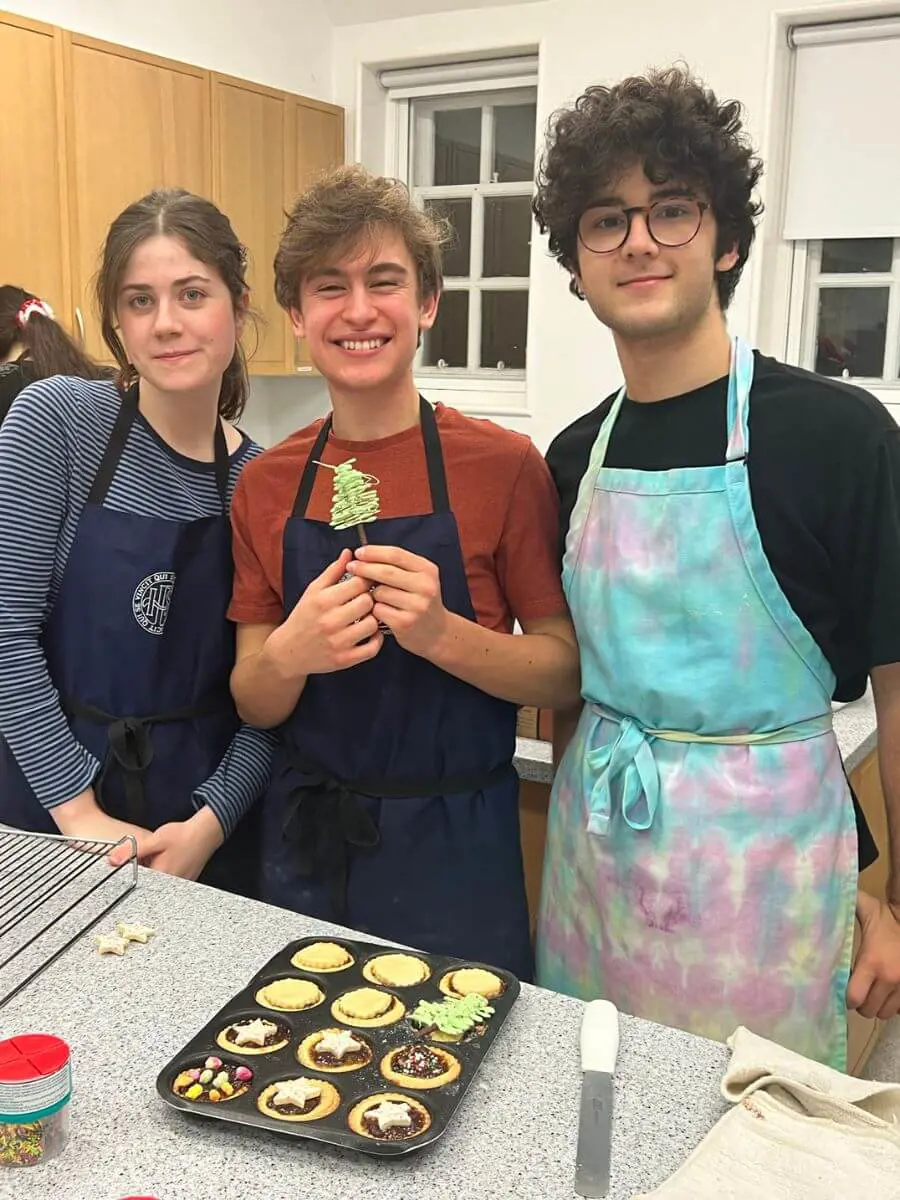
514;687;878;785
0;869;733;1200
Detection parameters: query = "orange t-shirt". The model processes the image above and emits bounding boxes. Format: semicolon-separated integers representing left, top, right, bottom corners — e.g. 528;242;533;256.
229;403;566;633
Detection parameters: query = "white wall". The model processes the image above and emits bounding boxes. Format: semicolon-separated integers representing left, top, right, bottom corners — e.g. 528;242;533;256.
333;0;900;450
6;0;335;445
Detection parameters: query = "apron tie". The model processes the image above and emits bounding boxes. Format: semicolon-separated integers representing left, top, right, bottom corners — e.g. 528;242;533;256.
586;702;835;836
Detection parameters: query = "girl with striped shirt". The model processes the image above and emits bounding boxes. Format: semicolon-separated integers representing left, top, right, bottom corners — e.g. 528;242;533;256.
0;189;272;893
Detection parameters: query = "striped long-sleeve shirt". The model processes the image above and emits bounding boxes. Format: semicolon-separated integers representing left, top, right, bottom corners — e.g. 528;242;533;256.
0;375;275;836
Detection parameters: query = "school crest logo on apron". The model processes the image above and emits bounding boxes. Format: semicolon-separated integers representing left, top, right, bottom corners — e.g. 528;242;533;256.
132;571;176;636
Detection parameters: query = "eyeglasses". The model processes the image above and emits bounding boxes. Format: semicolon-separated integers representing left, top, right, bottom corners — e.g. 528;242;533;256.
578;197;709;255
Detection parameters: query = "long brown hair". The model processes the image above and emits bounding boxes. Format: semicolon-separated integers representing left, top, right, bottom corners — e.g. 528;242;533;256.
95;189;255;421
0;285;105;380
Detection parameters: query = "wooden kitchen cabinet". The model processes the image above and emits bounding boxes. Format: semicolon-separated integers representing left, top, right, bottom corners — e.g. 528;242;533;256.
286;98;345;374
63;34;211;360
0;14;71;325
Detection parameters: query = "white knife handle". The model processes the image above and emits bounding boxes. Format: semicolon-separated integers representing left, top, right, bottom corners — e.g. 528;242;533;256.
581;999;620;1075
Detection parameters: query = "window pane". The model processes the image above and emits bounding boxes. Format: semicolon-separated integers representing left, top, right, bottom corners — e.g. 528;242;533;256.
481;291;528;369
815;287;888;378
433;108;481;186
424;198;471;277
493;103;536;183
820;239;893;274
483;196;532;277
423;290;469;368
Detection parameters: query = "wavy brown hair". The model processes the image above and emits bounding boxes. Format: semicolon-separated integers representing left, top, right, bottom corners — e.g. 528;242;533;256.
0;285;105;380
95;189;254;421
275;164;451;311
533;66;764;309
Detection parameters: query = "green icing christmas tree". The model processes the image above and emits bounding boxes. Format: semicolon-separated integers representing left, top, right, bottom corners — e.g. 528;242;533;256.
318;458;381;543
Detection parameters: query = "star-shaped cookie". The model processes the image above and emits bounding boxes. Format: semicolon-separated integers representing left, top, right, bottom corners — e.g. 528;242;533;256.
316;1029;362;1060
95;933;129;956
272;1078;321;1108
116;922;155;943
367;1100;412;1131
231;1018;278;1047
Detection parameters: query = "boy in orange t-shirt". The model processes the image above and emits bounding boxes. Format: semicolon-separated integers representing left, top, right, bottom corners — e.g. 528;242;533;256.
229;165;579;980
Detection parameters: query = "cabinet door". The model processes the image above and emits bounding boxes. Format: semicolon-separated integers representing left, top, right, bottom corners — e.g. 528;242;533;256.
65;35;210;359
288;100;345;374
212;76;288;374
0;15;70;328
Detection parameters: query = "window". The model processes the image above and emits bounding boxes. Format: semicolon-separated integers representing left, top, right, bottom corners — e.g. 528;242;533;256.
797;239;900;386
409;91;536;380
381;56;538;413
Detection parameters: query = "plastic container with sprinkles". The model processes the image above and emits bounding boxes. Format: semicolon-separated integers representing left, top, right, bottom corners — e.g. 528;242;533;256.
0;1034;72;1167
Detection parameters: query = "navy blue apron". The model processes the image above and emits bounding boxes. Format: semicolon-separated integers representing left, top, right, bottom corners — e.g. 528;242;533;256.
0;385;258;896
259;398;534;980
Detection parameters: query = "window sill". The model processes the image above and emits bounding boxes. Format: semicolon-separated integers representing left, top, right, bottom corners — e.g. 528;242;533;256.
414;371;529;417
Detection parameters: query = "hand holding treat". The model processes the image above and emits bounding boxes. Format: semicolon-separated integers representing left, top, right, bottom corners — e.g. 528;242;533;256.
274;550;382;676
348;545;450;658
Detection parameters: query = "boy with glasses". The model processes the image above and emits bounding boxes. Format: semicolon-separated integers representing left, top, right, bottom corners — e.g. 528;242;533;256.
534;66;900;1068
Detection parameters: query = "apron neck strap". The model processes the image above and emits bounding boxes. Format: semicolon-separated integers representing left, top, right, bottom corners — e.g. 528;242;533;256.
725;336;755;463
291;395;449;519
88;384;231;510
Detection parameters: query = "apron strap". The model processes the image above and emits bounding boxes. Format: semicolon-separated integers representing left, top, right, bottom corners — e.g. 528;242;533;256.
89;384;231;510
291;396;449;519
282;753;514;921
725;336;755;464
66;693;232;826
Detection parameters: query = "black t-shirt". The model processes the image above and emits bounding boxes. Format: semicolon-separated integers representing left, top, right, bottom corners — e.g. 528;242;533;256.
546;352;898;871
0;359;36;426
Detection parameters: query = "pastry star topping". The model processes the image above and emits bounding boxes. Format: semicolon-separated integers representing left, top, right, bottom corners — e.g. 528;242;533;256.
272;1078;322;1109
116;922;155;943
367;1100;412;1132
232;1018;278;1047
316;1030;362;1060
95;933;129;956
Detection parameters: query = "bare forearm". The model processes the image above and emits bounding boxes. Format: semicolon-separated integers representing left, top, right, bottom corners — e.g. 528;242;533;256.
231;632;307;729
425;612;581;709
877;736;900;904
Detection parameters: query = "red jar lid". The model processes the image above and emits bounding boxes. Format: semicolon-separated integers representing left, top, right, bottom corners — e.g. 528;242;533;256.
0;1035;70;1083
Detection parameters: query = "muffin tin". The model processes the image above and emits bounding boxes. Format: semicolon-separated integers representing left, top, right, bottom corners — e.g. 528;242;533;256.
156;936;520;1156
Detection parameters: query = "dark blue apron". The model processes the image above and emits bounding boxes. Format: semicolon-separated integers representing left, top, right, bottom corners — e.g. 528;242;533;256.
0;385;258;896
259;398;534;980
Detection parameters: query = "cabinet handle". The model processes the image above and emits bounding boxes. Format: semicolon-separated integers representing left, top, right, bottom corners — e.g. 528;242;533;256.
74;308;85;347
295;365;313;374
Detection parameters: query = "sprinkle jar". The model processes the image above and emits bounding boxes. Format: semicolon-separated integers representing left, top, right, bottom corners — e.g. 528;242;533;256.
0;1035;72;1167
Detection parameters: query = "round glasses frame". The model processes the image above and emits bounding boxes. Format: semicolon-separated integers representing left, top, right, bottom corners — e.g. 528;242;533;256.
578;199;709;255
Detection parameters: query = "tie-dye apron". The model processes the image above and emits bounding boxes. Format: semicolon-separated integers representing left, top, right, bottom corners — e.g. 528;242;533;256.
536;337;858;1069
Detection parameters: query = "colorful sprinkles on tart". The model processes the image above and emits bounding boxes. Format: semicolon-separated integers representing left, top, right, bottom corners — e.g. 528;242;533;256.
348;1092;432;1142
298;1027;373;1073
216;1016;291;1055
172;1057;252;1103
380;1042;461;1090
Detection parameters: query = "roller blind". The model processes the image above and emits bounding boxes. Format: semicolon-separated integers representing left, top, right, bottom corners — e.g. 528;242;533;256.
783;18;900;239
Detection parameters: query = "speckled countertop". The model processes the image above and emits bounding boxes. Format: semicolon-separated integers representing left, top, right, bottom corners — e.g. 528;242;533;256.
0;870;731;1200
514;688;878;785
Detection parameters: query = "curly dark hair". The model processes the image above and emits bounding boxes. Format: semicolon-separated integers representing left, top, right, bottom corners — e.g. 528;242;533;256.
533;66;763;310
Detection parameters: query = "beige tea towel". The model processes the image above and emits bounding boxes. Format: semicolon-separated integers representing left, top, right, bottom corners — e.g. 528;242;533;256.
633;1026;900;1199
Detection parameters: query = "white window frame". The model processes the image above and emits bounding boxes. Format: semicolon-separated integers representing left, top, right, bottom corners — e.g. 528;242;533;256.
787;238;900;400
383;61;538;417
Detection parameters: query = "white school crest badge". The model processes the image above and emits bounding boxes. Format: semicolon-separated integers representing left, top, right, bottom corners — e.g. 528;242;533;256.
132;571;176;635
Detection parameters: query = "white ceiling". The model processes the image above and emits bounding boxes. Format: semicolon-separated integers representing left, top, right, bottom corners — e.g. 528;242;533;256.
324;0;545;26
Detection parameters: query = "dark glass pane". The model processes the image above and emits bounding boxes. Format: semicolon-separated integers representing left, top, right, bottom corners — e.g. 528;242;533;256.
481;291;528;369
433;108;481;186
815;287;888;378
423;290;468;368
483;196;532;277
820;239;893;274
424;198;471;277
493;103;536;182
